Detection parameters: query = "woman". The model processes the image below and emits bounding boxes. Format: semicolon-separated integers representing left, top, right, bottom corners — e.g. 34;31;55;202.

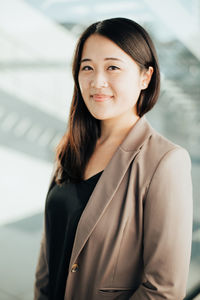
34;17;193;300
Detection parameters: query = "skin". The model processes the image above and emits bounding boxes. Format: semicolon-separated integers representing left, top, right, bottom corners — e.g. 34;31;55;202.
78;34;153;145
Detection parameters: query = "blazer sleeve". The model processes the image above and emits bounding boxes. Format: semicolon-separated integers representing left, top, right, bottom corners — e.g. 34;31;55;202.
130;147;193;300
34;167;56;299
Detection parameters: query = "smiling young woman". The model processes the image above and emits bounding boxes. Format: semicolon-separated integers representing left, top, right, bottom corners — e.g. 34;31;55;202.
54;17;159;184
77;33;154;180
34;18;193;300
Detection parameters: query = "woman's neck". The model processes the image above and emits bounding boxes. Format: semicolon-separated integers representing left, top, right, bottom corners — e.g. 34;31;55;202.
98;114;140;146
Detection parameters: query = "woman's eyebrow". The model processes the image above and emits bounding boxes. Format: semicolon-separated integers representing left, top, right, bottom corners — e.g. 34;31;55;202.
80;57;125;63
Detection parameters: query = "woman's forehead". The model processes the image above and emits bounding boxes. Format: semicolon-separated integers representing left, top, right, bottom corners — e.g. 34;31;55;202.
81;35;131;63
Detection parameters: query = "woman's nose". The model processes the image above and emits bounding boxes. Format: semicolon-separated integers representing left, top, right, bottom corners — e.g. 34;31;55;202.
90;73;108;88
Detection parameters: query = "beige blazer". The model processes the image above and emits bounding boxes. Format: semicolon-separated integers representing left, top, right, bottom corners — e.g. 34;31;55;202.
34;115;193;300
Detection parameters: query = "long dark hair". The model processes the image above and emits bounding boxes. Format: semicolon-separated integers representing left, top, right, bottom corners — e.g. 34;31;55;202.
54;17;160;184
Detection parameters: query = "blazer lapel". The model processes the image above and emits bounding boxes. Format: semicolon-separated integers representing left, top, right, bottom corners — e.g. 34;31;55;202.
69;115;153;271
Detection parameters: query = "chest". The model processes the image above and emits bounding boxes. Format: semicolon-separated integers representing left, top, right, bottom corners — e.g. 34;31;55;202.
83;142;120;180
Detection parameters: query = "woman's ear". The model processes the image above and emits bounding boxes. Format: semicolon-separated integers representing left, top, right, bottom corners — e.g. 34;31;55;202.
141;66;154;90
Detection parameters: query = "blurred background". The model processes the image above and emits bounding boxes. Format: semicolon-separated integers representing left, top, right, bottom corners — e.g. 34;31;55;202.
0;0;199;299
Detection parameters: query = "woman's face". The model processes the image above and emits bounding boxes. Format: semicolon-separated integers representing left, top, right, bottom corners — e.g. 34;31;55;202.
78;34;152;121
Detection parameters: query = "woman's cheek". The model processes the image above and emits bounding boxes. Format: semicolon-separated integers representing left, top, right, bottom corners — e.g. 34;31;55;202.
79;79;87;95
82;76;91;89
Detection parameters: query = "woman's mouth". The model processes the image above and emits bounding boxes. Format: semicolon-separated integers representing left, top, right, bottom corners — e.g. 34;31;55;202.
92;94;113;102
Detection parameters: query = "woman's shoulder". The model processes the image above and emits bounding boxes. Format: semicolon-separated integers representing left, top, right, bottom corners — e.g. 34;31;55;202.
147;124;189;157
137;121;191;176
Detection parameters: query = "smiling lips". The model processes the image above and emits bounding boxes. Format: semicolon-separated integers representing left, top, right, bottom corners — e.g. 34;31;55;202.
92;94;113;102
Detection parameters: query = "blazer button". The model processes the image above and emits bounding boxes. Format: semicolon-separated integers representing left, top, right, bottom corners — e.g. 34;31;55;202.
71;263;79;273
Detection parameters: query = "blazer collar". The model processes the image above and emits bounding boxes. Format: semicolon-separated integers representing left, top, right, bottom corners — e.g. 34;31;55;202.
69;115;154;271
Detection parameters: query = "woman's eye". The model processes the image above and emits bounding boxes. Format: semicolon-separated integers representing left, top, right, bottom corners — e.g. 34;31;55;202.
81;66;92;71
108;65;119;70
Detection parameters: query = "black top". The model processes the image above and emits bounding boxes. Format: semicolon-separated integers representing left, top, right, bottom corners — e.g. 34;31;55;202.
45;170;104;299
